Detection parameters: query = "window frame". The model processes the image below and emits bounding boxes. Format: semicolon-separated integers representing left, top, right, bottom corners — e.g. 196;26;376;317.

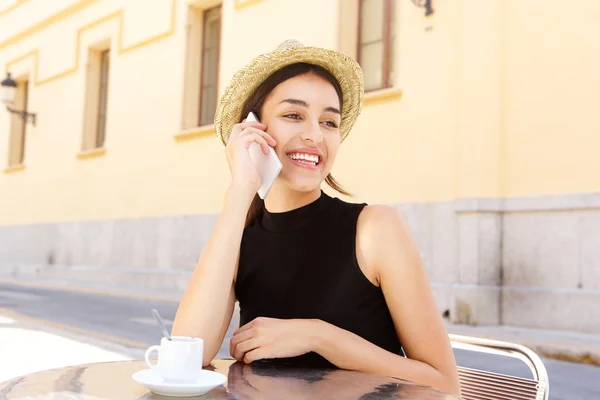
96;49;110;148
7;78;29;166
357;0;394;92
198;4;222;127
82;43;111;152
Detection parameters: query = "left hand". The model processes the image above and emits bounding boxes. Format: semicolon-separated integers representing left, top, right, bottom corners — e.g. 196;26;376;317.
229;317;319;363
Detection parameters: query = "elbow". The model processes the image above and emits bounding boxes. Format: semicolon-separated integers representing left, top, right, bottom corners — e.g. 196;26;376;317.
432;378;461;398
202;354;218;368
202;346;221;368
427;365;461;397
202;353;213;368
443;372;462;397
449;383;462;398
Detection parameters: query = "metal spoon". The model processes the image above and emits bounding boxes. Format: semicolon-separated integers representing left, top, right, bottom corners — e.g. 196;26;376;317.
151;309;171;340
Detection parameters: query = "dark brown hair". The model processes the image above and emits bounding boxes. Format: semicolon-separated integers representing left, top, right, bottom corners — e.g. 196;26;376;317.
240;63;351;227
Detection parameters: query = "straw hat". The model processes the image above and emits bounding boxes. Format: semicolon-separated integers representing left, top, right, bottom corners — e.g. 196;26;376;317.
214;39;364;146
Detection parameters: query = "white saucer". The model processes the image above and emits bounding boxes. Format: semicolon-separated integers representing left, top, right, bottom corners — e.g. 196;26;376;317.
132;369;227;397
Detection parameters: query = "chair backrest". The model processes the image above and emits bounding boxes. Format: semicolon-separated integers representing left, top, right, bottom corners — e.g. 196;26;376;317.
449;334;549;400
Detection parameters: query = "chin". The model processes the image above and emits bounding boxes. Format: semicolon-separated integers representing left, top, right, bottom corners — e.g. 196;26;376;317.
282;177;323;193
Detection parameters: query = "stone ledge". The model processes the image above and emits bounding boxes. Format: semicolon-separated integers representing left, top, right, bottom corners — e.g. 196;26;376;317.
174;125;216;142
363;88;403;107
76;147;106;160
455;192;600;213
3;163;26;174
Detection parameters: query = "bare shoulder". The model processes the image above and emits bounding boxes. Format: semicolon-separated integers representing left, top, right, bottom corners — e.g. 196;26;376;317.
357;205;411;242
356;205;415;285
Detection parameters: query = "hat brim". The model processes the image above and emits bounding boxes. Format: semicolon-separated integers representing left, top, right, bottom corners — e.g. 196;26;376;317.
214;46;364;146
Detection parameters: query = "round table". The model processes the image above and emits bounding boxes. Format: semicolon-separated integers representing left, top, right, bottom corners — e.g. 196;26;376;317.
0;359;460;399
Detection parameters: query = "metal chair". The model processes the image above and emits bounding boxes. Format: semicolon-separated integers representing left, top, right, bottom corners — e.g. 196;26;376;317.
449;334;549;400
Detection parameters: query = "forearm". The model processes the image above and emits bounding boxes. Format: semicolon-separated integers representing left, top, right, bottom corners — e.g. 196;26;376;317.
172;186;253;357
312;321;461;396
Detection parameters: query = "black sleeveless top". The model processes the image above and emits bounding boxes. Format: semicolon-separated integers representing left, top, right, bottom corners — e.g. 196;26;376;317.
235;191;403;367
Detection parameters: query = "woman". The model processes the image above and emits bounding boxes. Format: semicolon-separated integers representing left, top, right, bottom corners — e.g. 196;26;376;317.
172;40;461;396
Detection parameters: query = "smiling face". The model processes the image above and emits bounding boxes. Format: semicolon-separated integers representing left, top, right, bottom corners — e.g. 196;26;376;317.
258;72;342;193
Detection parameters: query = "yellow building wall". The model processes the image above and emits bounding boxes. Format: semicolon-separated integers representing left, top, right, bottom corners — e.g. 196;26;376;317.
502;0;600;196
1;0;600;227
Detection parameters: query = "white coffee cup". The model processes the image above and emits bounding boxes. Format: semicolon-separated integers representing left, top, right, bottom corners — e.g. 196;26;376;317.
145;336;204;382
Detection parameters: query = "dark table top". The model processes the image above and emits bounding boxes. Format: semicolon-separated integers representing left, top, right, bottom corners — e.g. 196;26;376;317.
0;359;460;399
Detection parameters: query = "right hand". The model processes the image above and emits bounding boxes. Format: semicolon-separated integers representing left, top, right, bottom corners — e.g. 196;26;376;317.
225;120;277;194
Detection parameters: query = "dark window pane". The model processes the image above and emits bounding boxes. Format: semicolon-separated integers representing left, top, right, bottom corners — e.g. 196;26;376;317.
18;80;28;164
200;86;216;126
199;6;221;126
202;48;218;85
204;8;220;49
360;0;384;44
97;50;110;147
361;42;384;91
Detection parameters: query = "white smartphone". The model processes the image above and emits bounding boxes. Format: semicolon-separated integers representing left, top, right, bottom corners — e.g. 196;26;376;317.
246;112;282;199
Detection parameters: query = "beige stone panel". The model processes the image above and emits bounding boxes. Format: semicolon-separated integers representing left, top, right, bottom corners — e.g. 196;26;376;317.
457;213;479;284
581;213;600;290
503;212;580;289
430;202;459;283
432;283;501;326
503;287;600;334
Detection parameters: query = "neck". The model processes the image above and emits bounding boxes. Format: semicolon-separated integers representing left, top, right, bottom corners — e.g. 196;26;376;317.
264;182;322;213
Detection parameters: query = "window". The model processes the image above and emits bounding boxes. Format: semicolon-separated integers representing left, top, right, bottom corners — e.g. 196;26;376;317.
358;0;396;91
181;3;222;130
96;49;110;148
7;79;28;166
82;46;111;151
199;6;221;126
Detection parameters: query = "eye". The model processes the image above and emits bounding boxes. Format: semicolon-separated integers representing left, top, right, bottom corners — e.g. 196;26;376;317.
283;112;302;120
322;120;339;128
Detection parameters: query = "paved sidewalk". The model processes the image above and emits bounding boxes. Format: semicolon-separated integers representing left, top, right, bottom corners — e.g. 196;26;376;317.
3;277;600;368
446;322;600;366
0;313;135;383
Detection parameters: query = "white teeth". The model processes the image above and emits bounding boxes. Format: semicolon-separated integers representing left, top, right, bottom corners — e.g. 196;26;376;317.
298;160;315;166
289;153;319;164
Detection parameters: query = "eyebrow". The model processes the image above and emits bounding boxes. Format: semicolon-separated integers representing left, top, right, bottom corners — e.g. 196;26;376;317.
279;98;341;115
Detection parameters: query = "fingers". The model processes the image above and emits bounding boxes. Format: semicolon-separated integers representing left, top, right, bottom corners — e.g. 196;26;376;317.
230;328;257;359
243;132;270;155
238;316;272;332
239;120;267;132
229;317;272;362
229;121;267;142
232;328;254;344
229;329;247;358
244;345;270;364
233;337;261;361
227;121;277;158
241;119;267;129
230;124;275;144
241;126;276;148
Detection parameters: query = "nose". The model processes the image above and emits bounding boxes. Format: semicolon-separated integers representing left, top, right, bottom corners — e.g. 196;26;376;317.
300;119;323;145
